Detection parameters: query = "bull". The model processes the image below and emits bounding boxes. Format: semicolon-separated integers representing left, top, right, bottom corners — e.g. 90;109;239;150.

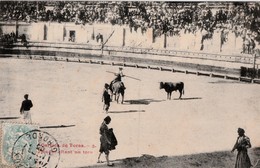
160;82;184;100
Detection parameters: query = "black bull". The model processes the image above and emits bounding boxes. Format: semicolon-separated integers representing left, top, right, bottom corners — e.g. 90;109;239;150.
160;82;184;100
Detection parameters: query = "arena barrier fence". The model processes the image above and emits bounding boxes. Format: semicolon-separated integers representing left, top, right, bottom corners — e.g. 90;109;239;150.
2;53;259;84
1;41;258;65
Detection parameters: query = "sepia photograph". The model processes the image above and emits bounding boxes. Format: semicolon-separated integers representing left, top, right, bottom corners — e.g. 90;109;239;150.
0;1;260;167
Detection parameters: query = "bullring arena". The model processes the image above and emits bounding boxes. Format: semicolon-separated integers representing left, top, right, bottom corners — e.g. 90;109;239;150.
1;57;260;167
1;1;260;168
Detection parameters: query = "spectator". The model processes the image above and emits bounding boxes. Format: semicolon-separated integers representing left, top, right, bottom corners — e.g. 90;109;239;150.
0;1;260;45
20;34;28;48
96;33;103;43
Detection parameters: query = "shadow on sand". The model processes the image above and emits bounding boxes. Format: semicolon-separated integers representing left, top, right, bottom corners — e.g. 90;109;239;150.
173;97;202;100
109;110;145;114
40;125;75;129
124;99;163;105
76;155;167;168
0;117;20;120
208;80;242;84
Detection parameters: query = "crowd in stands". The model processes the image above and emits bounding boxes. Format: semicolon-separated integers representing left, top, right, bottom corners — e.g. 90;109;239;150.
0;32;17;47
0;2;259;53
0;32;28;47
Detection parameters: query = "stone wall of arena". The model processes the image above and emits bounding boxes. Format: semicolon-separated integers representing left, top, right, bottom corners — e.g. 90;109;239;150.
0;22;247;55
1;22;260;82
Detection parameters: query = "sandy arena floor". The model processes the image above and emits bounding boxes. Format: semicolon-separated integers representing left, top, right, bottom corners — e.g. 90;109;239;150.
0;58;260;168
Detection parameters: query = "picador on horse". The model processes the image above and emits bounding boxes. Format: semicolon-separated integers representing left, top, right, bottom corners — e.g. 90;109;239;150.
109;67;126;104
110;67;126;90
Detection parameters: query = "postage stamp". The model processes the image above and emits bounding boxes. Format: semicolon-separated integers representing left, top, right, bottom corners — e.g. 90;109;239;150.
1;122;39;166
1;122;60;168
12;130;60;168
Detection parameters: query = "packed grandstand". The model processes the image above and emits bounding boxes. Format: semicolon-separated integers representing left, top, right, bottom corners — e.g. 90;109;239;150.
0;1;259;54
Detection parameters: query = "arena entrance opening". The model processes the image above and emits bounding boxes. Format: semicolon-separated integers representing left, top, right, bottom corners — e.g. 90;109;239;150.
69;30;75;42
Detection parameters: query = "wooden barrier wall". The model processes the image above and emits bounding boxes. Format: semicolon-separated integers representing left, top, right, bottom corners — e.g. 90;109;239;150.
4;53;260;84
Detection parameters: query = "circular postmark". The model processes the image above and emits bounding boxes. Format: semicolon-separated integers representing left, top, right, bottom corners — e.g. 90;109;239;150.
11;130;60;168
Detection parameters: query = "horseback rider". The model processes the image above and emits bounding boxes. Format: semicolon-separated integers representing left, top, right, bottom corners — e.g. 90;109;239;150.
110;67;126;89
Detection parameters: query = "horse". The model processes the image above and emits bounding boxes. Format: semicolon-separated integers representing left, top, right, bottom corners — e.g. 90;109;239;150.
109;81;125;104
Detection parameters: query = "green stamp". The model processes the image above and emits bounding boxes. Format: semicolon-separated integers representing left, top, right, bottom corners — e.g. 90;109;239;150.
12;130;60;168
1;122;39;166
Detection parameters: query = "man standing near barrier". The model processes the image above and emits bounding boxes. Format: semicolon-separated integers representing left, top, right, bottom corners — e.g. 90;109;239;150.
20;94;33;124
